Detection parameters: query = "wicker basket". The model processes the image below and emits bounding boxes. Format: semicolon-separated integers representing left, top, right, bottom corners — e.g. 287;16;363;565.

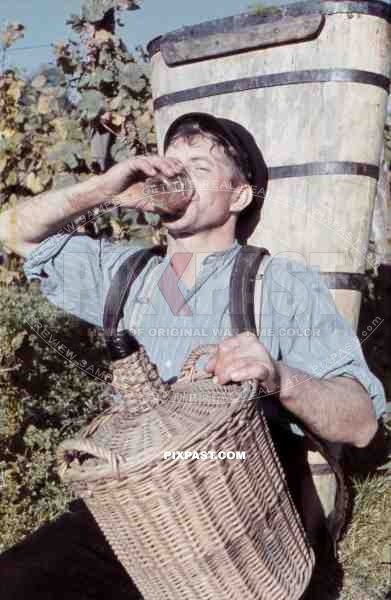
57;343;315;600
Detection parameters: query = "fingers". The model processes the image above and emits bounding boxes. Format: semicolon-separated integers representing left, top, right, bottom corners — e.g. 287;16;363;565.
218;332;258;351
112;184;154;211
111;154;185;210
205;332;258;372
229;360;271;383
206;348;256;375
205;337;238;373
132;155;184;179
205;355;217;372
131;157;157;177
205;332;273;385
213;357;271;385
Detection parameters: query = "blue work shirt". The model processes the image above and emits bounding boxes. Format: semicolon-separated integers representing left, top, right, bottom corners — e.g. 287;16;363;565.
23;230;387;431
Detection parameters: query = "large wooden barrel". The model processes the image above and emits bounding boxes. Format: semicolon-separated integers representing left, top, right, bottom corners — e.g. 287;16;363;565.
147;0;391;331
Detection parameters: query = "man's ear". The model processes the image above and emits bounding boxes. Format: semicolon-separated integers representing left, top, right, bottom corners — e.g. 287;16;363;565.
229;184;253;215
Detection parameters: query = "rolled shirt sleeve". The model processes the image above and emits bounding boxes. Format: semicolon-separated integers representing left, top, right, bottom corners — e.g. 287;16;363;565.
23;230;145;328
263;256;387;420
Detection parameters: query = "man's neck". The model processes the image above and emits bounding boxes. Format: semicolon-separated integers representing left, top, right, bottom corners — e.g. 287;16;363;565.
166;232;236;288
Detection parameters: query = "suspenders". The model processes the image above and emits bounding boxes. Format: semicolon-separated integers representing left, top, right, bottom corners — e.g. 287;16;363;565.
102;245;165;359
102;244;270;359
228;245;270;335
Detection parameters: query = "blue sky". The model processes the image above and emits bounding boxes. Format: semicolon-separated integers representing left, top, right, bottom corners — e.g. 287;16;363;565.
1;0;300;75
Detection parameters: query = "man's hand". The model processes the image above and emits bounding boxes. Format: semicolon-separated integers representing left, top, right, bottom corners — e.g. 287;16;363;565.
0;152;185;259
99;154;185;210
205;332;280;393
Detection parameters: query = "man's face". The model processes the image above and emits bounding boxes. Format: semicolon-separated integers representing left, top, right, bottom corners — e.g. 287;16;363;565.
163;134;239;236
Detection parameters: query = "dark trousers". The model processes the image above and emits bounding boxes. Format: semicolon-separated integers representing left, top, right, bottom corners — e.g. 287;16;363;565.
0;499;143;600
0;424;342;600
0;483;338;600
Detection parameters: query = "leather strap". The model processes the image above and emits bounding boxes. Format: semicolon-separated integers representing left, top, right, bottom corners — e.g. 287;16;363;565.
229;245;271;334
103;245;164;359
228;244;348;551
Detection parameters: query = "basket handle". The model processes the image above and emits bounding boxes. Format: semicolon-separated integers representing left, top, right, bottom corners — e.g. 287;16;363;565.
178;343;269;398
178;343;218;381
57;438;124;481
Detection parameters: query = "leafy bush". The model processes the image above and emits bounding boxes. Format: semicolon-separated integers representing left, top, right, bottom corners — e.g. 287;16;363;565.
0;283;112;551
0;0;163;551
0;0;161;273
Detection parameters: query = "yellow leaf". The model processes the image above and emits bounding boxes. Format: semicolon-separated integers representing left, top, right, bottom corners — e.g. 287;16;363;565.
0;157;7;174
111;113;125;127
137;111;153;129
52;118;66;141
1;31;13;49
5;171;17;186
1;128;15;140
54;41;66;53
110;96;122;110
0;267;21;285
7;80;24;102
11;330;27;351
37;95;50;114
31;74;47;89
94;30;113;43
110;220;122;238
26;172;45;194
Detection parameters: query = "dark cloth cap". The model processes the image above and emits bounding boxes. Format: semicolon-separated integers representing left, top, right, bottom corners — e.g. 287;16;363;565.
163;111;268;199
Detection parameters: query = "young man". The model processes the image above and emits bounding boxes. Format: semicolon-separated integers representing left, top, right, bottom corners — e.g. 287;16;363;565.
0;112;386;599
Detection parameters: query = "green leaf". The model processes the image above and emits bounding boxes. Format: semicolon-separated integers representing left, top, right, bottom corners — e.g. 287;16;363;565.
52;173;79;190
78;90;106;120
139;63;152;78
82;0;117;22
119;208;138;223
101;69;115;83
143;212;160;226
11;330;27;352
47;142;84;169
31;74;47;90
117;0;140;11
81;0;139;21
110;137;129;162
66;14;85;32
118;62;146;92
80;68;114;88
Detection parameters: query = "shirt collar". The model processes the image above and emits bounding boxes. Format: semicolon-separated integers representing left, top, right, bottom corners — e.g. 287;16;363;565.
156;238;241;270
200;239;241;266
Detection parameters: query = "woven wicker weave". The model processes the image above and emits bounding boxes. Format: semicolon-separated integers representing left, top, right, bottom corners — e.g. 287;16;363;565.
57;343;315;600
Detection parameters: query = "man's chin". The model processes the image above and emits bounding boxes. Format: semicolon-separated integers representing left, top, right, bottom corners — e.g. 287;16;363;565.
160;212;185;224
164;217;195;238
160;196;198;225
162;211;191;229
